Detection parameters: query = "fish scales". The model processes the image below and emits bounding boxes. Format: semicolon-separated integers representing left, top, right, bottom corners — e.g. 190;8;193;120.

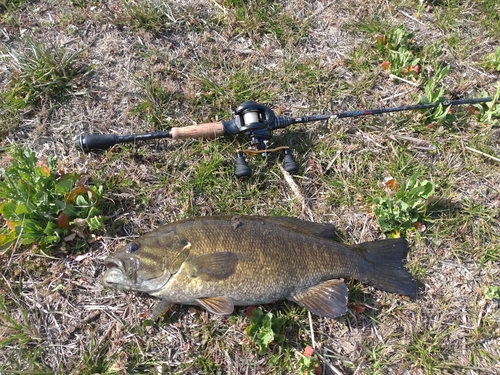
103;215;416;319
160;217;357;303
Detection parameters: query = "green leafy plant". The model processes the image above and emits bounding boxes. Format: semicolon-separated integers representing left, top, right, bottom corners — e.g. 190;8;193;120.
475;83;500;125
0;145;105;253
374;174;435;236
482;285;500;300
246;308;286;354
481;46;500;72
296;346;320;375
378;25;420;77
418;64;457;125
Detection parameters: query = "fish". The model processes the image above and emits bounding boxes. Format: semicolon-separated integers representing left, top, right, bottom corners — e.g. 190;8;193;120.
102;215;417;319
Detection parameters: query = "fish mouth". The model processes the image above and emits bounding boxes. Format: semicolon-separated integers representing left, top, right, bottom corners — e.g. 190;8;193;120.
104;257;137;278
102;257;135;289
105;258;123;271
102;256;169;292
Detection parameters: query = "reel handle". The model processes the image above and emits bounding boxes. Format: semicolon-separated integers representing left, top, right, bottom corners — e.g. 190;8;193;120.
75;122;226;151
75;134;120;151
170;122;225;140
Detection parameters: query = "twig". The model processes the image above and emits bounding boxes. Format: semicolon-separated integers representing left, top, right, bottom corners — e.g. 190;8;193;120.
210;0;227;14
278;164;316;220
467;66;496;78
389;74;420;87
308;311;316;349
382;90;412;102
465;146;500;163
62;310;101;340
399;10;425;25
315;351;345;375
304;2;334;23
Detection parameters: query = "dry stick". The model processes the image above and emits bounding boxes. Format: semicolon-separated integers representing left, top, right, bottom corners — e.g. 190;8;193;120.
304;1;335;23
307;311;316;349
279;165;318;351
389;74;420;87
278;164;316;220
399;10;425;25
465;146;500;163
382;90;412;102
62;310;101;340
315;351;345;375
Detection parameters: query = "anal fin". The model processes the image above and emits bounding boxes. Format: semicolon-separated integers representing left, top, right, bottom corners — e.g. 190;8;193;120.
289;279;348;318
150;300;174;320
197;296;234;315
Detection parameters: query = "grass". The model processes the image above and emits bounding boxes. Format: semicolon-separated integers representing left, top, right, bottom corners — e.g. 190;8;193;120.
131;73;185;128
0;37;88;133
0;0;499;374
0;0;31;14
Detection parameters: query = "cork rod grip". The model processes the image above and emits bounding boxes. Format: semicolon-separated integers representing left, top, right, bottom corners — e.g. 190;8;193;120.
170;122;225;140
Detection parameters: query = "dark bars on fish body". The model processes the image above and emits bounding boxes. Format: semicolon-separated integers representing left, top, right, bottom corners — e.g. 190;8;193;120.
75;96;493;152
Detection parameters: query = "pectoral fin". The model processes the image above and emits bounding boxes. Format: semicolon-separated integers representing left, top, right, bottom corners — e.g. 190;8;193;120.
197;296;234;315
289;279;348;318
187;252;239;281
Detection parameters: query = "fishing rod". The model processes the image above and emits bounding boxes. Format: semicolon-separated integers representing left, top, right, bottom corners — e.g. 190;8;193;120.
75;96;493;177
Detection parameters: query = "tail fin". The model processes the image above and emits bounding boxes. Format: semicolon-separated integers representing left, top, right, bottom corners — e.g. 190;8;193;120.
353;238;417;297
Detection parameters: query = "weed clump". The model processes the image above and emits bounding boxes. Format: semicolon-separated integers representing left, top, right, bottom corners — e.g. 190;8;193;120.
374;174;435;237
0;145;104;253
246;307;286;354
0;40;88;114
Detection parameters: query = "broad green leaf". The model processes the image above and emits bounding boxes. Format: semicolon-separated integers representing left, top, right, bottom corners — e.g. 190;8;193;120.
55;178;74;195
0;230;18;254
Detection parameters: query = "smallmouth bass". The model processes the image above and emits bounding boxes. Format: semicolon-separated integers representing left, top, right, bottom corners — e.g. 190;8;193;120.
103;215;416;319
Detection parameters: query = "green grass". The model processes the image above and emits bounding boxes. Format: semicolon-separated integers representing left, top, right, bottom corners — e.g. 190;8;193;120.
0;38;88;133
131;74;185;128
0;38;87;133
0;292;54;374
219;0;309;46
477;0;500;37
405;327;454;374
0;0;30;14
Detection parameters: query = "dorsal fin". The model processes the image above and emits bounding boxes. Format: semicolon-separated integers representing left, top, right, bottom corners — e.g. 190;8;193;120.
265;216;335;239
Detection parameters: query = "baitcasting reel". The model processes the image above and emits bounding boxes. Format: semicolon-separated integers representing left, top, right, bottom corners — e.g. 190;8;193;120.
227;101;299;177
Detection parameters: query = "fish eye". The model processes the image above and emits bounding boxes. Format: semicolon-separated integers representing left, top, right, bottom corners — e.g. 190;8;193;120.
128;242;140;253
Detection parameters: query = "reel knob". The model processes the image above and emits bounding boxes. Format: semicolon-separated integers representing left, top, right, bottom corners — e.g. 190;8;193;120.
235;151;252;178
283;149;298;173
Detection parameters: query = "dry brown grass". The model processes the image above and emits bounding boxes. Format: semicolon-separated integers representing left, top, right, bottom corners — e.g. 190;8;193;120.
1;0;499;374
